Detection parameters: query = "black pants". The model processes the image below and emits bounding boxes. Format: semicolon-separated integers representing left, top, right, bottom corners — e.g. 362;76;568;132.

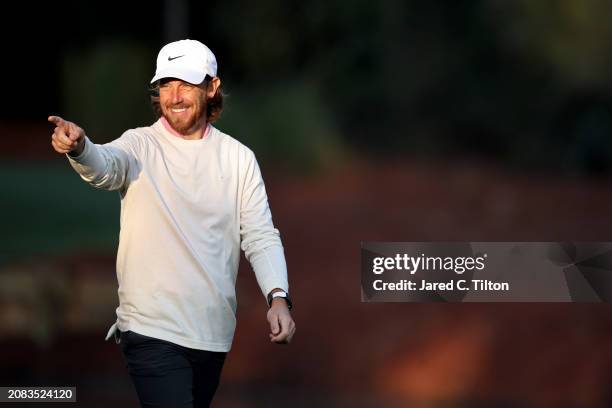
119;330;226;408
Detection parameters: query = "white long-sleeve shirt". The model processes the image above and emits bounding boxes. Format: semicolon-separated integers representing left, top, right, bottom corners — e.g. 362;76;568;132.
67;119;288;352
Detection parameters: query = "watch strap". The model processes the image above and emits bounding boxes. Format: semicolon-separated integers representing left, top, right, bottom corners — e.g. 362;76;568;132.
267;291;293;310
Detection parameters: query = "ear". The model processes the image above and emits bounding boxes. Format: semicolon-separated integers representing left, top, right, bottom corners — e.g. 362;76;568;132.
207;77;221;98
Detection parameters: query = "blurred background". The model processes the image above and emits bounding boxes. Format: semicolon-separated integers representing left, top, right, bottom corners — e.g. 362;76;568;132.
2;0;612;406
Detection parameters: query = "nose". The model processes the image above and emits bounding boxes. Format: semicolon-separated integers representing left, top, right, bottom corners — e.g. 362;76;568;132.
170;86;183;104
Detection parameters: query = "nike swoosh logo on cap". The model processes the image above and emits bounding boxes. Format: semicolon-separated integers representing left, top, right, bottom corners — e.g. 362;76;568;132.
168;55;184;61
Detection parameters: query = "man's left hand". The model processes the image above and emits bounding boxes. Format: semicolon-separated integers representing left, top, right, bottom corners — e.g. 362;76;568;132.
267;299;295;344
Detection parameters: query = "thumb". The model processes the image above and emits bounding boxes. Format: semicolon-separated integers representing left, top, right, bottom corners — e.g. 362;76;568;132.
67;124;82;141
269;314;280;335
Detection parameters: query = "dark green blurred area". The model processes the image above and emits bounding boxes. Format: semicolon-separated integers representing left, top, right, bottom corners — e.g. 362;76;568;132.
0;161;120;259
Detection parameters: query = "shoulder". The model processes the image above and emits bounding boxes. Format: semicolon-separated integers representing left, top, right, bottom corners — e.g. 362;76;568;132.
120;123;158;144
105;124;157;155
112;125;148;141
125;123;158;139
212;126;257;161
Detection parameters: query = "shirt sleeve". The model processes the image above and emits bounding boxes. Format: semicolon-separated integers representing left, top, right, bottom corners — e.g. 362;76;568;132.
66;131;140;192
239;149;289;300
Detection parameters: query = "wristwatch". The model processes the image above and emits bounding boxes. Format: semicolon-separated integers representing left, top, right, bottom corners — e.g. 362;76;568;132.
267;290;293;310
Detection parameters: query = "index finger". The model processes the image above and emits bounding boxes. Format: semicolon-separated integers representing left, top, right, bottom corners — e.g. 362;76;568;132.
48;115;66;127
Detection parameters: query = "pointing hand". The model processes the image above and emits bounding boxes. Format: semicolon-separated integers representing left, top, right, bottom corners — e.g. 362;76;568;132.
48;115;86;155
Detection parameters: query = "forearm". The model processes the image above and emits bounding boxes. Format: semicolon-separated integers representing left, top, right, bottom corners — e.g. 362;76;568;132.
66;137;130;191
249;244;289;300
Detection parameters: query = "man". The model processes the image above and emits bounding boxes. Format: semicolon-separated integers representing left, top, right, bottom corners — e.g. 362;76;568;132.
48;39;295;408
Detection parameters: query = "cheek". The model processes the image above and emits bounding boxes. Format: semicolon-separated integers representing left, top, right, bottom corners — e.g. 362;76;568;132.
182;93;200;108
159;94;172;107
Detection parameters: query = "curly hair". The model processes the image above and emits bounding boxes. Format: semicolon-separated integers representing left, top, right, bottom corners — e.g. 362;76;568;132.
149;76;224;123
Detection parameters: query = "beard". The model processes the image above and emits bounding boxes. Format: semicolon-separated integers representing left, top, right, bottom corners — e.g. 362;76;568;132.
162;94;207;135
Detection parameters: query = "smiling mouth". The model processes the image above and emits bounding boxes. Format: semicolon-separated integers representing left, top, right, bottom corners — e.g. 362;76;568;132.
171;107;188;113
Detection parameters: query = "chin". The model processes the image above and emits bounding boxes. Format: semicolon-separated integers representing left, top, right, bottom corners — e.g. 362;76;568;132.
164;114;195;135
172;121;192;134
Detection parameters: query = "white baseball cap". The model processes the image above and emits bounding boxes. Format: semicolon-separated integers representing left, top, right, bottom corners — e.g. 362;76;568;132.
150;39;217;85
